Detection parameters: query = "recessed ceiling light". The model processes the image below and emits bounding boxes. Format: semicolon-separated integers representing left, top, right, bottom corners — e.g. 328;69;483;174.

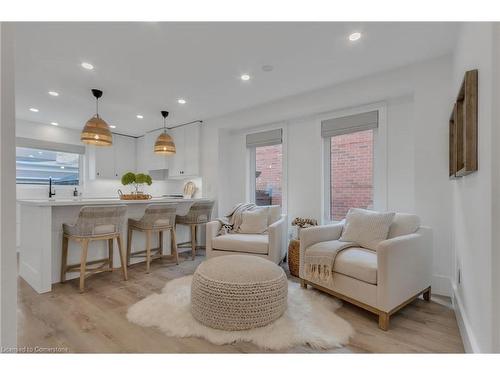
60;166;65;169
38;151;42;154
48;91;59;97
109;125;116;129
81;62;94;70
177;98;187;104
240;74;251;81
29;155;34;158
50;122;59;126
136;114;144;119
29;108;39;112
349;32;362;42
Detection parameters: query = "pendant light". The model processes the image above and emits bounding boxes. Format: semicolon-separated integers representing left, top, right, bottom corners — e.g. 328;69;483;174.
80;89;113;146
154;110;176;155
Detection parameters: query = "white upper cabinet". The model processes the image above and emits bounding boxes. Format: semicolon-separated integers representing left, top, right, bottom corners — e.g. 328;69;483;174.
144;129;170;171
89;134;136;179
168;123;200;178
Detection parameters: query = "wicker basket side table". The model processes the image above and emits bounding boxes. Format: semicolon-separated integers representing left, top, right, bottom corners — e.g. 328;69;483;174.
287;239;300;277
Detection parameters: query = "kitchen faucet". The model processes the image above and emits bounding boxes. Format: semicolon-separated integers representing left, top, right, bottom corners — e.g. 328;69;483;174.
48;177;56;198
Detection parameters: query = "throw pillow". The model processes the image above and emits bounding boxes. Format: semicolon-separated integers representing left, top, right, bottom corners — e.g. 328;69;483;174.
340;208;395;250
239;208;269;234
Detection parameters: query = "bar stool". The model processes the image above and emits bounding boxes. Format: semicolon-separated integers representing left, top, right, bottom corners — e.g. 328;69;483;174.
127;203;179;273
61;205;128;293
176;200;215;260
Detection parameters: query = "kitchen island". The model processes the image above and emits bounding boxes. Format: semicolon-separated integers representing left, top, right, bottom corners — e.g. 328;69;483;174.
18;197;207;293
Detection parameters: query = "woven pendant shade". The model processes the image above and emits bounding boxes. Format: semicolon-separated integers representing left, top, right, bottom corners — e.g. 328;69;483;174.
154;131;176;155
81;116;113;146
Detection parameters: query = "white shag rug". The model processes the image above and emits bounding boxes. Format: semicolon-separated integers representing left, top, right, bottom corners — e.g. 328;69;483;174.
127;275;354;350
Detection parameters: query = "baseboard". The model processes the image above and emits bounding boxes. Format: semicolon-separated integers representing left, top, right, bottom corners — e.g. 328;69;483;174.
432;274;452;296
451;282;480;353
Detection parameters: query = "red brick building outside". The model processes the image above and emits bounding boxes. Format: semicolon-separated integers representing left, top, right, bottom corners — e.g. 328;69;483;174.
330;129;374;220
255;144;282;206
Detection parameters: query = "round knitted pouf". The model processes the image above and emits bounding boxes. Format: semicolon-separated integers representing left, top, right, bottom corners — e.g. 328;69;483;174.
191;254;288;331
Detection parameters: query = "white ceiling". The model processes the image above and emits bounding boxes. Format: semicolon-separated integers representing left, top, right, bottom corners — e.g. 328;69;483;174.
15;22;459;136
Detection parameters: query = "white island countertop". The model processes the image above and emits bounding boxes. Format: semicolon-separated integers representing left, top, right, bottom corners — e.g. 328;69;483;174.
17;197;205;207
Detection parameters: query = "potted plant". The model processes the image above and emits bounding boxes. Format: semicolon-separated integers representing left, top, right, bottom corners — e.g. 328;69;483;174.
121;172;153;195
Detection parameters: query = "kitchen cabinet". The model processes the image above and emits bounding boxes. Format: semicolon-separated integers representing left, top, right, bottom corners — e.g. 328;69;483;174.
144;129;170;171
89;134;136;179
168;123;200;178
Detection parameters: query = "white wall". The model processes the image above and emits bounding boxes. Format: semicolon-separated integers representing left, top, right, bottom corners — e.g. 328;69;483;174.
200;55;453;296
0;22;17;348
451;22;495;353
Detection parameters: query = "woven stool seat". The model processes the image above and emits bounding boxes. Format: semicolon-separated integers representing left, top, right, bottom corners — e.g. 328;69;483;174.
191;254;288;331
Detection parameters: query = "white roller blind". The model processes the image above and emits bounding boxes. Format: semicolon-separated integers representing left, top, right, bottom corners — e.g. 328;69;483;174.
16;137;85;155
321;110;378;138
246;128;282;148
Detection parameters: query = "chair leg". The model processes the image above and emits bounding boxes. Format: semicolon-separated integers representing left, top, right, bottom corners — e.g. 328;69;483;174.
117;235;128;281
108;238;114;271
159;231;164;256
171;227;179;265
423;287;431;302
191;224;196;260
146;230;152;273
378;312;390;331
61;234;69;283
300;279;307;289
79;239;89;293
127;226;132;266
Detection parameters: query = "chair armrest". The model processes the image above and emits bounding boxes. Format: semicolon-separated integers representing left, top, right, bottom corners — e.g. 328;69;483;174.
205;220;221;256
268;214;287;264
299;223;344;278
376;226;432;312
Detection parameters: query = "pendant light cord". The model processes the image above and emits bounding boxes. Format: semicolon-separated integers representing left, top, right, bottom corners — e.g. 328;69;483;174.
96;97;99;118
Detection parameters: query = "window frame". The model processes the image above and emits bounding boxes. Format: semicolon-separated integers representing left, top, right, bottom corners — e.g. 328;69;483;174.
246;125;287;212
321;103;387;224
15;146;84;188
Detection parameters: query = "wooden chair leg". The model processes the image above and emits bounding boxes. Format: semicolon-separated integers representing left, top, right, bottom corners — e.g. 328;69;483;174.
79;239;89;293
191;224;196;260
378;312;390;331
171;227;179;265
423;287;431;301
108;238;114;271
61;234;69;283
159;230;164;256
146;230;152;273
117;235;128;281
127;226;132;266
300;279;307;289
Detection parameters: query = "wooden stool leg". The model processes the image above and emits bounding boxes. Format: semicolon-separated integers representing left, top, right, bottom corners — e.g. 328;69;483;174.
61;234;69;283
423;287;431;302
117;235;128;281
127;226;132;266
146;230;152;273
300;279;307;289
159;231;164;256
171;227;179;265
79;239;89;293
378;312;390;331
108;238;114;271
191;224;196;260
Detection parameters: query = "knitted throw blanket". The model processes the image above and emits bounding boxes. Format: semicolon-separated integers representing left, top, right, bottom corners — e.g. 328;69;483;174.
304;240;356;282
217;203;257;236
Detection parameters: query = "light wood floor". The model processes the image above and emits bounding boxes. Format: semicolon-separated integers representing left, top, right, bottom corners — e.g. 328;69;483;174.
18;251;464;353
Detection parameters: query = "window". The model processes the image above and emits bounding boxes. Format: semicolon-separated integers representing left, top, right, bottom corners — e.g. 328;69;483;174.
16;147;81;185
255;144;283;206
329;129;374;220
247;128;283;206
322;110;378;221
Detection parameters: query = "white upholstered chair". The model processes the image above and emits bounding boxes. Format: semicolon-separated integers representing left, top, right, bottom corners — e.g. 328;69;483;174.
206;205;287;264
299;213;432;330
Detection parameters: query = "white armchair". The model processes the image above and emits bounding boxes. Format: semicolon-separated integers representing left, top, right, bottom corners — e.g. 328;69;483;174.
206;205;287;264
299;213;432;330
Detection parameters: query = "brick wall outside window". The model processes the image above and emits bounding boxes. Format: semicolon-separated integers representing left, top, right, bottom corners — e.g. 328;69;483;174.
330;129;373;221
255;144;282;206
